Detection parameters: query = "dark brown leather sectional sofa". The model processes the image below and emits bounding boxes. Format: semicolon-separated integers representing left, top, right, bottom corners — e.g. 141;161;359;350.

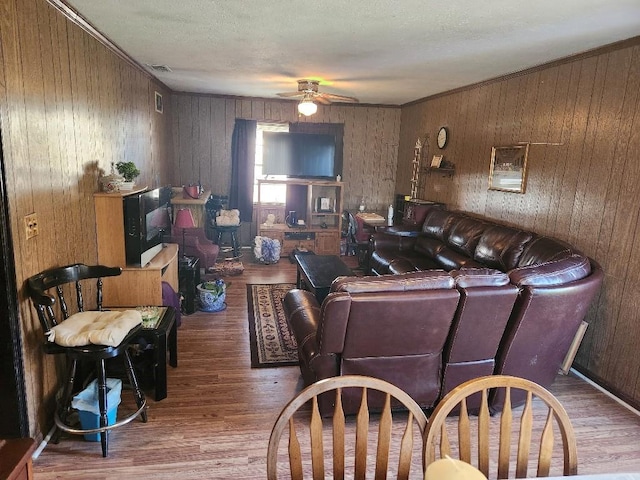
283;207;603;413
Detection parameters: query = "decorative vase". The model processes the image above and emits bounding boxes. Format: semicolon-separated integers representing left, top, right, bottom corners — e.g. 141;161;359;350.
100;166;124;193
197;280;226;312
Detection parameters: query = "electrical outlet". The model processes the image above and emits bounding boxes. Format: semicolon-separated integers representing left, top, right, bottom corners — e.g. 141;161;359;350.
25;213;39;239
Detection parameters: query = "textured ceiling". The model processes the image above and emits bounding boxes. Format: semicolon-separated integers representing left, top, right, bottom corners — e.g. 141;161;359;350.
65;0;640;105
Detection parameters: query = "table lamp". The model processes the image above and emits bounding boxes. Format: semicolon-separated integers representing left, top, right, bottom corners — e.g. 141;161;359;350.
174;208;196;261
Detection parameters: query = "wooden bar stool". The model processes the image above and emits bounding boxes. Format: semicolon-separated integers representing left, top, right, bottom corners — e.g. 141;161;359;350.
26;264;148;457
214;224;241;258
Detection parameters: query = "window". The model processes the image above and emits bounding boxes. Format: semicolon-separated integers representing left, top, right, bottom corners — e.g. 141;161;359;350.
254;122;289;203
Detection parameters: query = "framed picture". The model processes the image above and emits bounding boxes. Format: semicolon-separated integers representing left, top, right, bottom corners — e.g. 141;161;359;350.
154;91;163;113
488;144;530;193
431;155;443;168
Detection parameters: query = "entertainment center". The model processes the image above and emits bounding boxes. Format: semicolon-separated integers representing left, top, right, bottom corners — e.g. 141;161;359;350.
256;179;343;256
94;186;179;307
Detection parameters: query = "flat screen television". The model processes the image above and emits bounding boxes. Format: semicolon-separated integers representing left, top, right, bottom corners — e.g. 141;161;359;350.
123;186;172;267
262;132;336;178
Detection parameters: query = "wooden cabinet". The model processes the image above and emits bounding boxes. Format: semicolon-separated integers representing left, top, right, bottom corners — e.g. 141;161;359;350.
0;438;36;480
256;179;343;256
94;189;179;307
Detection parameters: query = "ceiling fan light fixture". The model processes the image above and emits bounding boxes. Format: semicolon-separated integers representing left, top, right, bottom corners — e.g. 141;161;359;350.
298;98;317;116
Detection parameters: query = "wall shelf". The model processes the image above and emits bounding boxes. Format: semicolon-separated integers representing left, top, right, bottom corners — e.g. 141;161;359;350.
425;167;455;177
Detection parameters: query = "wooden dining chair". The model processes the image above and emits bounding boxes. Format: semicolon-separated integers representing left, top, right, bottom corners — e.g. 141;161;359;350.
423;375;578;479
267;375;428;480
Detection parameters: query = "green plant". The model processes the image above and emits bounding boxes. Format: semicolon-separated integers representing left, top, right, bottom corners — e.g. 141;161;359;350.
115;161;140;182
200;279;226;296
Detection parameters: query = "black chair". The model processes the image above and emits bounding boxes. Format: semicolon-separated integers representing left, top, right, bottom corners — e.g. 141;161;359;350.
26;263;147;457
342;210;370;269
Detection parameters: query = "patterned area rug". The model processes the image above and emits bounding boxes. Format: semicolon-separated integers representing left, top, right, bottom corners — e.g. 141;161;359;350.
247;283;299;368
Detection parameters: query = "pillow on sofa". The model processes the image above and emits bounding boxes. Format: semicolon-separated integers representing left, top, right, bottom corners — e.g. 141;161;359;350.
450;268;511;288
332;270;454;293
508;254;591;287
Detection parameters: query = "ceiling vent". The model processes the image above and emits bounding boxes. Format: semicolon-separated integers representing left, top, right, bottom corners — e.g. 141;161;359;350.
146;64;172;73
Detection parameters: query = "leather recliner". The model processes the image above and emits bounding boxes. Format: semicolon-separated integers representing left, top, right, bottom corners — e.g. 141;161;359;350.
283;270;460;414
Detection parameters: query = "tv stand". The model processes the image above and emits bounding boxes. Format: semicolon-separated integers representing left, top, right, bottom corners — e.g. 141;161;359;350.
256;179;343;257
94;190;179;307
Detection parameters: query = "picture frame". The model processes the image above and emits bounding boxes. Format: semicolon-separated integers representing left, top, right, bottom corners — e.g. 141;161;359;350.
154;91;163;113
317;197;332;212
431;155;443;168
488;144;529;193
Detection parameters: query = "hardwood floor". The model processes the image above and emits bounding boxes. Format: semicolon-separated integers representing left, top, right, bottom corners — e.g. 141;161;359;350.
33;256;640;478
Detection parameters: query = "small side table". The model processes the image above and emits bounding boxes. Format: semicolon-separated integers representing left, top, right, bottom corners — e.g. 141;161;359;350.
136;307;177;401
178;255;200;314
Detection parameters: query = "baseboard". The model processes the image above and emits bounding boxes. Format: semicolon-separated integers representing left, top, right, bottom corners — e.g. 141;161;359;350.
32;424;56;459
570;368;640;417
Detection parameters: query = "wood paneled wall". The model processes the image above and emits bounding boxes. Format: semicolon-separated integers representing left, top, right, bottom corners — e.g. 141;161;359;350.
0;0;173;438
397;37;640;406
171;94;401;216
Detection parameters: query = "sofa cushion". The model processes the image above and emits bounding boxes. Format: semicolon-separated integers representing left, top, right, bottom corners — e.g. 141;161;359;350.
388;259;418;274
414;236;446;258
332;270;454;293
508;254;591;287
474;225;533;271
432;247;486;271
445;215;487;257
516;235;575;267
421;209;456;240
450;268;511;288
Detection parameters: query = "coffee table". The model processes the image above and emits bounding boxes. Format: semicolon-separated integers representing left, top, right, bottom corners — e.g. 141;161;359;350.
295;254;354;303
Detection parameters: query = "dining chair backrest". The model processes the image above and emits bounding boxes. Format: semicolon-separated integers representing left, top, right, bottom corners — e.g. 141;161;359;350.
27;263;121;333
267;375;428;480
424;375;578;479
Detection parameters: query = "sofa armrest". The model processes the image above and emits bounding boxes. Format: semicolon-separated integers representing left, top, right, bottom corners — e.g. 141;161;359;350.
370;231;418;251
283;289;322;362
375;225;423;237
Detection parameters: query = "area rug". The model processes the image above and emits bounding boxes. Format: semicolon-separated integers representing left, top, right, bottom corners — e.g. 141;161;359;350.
247;283;299;368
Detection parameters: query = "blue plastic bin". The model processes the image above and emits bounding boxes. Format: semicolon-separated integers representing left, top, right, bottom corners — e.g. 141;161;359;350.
71;378;122;441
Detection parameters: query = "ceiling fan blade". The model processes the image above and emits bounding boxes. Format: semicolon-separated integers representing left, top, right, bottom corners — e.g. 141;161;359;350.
319;92;359;103
313;95;331;105
277;91;305;98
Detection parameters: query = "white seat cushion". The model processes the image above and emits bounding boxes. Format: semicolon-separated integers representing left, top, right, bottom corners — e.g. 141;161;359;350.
46;310;142;347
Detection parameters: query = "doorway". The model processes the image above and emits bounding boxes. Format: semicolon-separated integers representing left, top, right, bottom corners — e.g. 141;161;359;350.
0;125;29;437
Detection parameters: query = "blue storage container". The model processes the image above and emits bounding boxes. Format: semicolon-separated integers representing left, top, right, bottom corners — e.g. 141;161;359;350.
71;378;122;441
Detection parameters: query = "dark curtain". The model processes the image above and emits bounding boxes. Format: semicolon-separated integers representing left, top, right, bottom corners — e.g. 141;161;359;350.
289;122;345;177
230;119;257;222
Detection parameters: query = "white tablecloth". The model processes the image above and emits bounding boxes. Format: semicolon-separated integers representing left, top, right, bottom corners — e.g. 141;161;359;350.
544;474;640;480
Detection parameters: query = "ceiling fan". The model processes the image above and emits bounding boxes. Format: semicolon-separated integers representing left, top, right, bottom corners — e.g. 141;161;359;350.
277;79;359;116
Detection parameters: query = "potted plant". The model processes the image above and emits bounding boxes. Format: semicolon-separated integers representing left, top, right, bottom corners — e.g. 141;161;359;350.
197;279;226;312
115;161;140;190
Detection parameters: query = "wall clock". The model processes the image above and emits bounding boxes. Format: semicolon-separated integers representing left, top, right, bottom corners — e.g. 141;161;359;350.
437;126;448;149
